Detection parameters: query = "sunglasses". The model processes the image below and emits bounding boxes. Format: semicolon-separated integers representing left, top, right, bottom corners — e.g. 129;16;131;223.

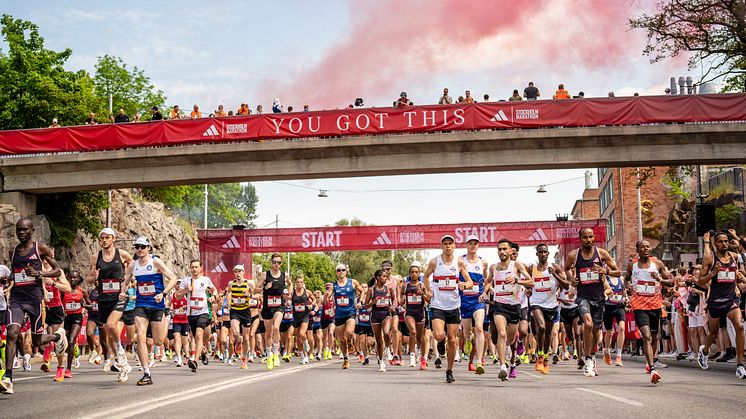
271;260;282;265
337;269;346;272
134;245;147;250
383;267;391;271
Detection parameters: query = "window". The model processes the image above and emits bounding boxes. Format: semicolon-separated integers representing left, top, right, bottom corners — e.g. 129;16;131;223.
599;173;615;215
609;246;617;261
606;212;616;240
598;168;608;181
608;173;614;202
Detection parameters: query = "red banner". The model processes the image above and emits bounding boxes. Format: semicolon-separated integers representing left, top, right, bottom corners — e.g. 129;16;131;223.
1;94;745;155
198;219;606;289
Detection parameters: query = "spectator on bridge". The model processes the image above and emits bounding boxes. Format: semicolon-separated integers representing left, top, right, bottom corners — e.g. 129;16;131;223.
49;118;61;128
303;104;310;112
151;106;163;120
438;88;453;104
553;84;570;100
509;89;522;101
608;92;615;97
272;98;283;113
483;94;490;102
396;92;410;108
133;112;142;122
256;104;263;114
228;110;234;116
191;104;202;119
457;96;465;103
84;112;97;125
573;91;585;99
287;106;294;112
464;90;474;103
523;82;540;100
237;103;250;115
170;105;183;119
215;104;227;117
114;108;130;123
108;114;116;123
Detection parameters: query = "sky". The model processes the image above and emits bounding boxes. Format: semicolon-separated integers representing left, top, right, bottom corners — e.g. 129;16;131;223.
3;1;700;261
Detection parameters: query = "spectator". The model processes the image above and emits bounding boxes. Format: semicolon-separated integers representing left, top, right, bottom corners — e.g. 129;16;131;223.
303;104;310;112
108;114;115;123
396;92;410;108
151;106;163;120
190;104;202;119
256;104;263;114
483;94;490;102
228;110;234;116
608;92;615;98
237;103;250;116
438;88;453;104
215;104;227;117
457;96;465;103
114;108;130;123
287;106;294;112
348;104;354;109
84;112;97;125
633;92;640;97
575;91;585;99
464;90;474;103
49;118;61;128
553;84;570;99
523;82;540;100
509;89;522;101
133;112;142;122
272;98;283;113
170;105;182;119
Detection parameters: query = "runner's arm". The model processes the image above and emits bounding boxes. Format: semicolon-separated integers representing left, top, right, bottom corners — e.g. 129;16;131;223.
36;243;61;278
515;261;534;288
656;259;673;287
47;270;72;293
564;250;578;287
154;258;179;296
697;253;716;287
598;248;621;277
457;258;473;290
422;258;436;300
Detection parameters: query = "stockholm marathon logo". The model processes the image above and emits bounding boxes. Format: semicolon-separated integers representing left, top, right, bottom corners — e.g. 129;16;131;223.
203;123;248;137
222;236;240;249
528;228;549;241
491;108;540;123
211;261;228;273
372;232;393;245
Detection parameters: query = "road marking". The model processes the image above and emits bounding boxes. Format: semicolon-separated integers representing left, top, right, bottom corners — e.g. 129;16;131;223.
82;362;329;419
575;387;644;407
522;371;542;378
12;375;48;382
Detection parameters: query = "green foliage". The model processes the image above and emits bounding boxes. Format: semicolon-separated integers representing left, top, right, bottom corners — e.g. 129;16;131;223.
0;14;100;129
716;203;742;229
706;182;736;202
662;166;693;201
93;55;166;119
37;191;108;247
253;252;334;292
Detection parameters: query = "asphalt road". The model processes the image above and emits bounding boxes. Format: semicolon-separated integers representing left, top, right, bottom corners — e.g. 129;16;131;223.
2;353;745;418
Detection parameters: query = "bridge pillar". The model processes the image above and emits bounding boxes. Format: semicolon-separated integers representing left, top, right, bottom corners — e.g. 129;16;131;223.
0;192;37;216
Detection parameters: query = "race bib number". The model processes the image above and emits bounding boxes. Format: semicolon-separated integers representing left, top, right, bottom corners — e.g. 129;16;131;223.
189;297;205;310
407;294;422;304
267;297;282;307
65;302;81;311
375;297;390;308
534;277;551;292
46;290;54;300
283;311;293;321
137;281;156;296
608;293;623;304
494;282;515;297
174;306;187;315
579;268;599;284
718;269;736;283
634;281;657;297
324;308;335;317
249;299;260;308
359;313;370;322
463;284;480;296
101;279;121;294
313;314;321;322
13;269;34;286
233;297;246;305
91;302;99;312
438;279;457;291
294;304;306;312
336;296;350;307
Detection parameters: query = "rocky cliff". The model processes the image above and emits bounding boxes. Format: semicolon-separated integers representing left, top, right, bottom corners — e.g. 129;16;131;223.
0;190;198;277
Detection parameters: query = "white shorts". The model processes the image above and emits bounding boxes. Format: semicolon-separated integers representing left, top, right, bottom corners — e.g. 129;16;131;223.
688;313;706;328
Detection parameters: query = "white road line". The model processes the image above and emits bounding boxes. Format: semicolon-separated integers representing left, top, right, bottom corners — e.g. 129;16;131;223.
82;363;329;419
12;375;49;382
575;387;644;407
522;371;542;378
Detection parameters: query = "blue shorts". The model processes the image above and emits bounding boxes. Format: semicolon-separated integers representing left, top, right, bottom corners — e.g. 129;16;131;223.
460;302;486;319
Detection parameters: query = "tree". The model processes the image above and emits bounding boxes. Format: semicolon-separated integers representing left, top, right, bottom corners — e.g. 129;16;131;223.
629;1;746;90
38;191;108;247
251;252;332;291
0;14;99;129
93;55;166;118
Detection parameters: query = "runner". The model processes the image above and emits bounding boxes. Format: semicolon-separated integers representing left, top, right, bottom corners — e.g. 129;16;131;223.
332;263;365;369
62;270;86;379
482;238;533;381
117;283;137;381
367;269;394;372
320;283;335;360
355;284;373;365
169;288;190;367
291;276;315;364
697;231;746;379
527;243;568;375
310;290;324;361
122;236;179;386
255;254;291;370
564;227;619;377
401;261;428;369
510;242;531;366
177;260;216;372
216;292;231;363
458;235;488;375
1;218;68;395
382;261;401;366
89;228;134;373
422;234;474;383
227;265;253;369
603;272;627;367
41;255;72;381
84;286;102;365
279;291;295;362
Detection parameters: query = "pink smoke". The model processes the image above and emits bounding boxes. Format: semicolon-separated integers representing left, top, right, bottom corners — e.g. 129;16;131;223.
259;0;647;108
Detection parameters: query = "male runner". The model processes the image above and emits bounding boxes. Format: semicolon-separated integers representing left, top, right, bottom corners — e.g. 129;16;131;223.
564;227;619;377
603;271;627;367
89;228;134;373
332;263;365;369
1;218;68;395
227;265;253;369
697;231;746;379
459;235;488;375
122;236;178;386
423;235;473;383
291;275;315;364
483;238;533;381
177;259;216;373
255;254;291;370
626;240;671;384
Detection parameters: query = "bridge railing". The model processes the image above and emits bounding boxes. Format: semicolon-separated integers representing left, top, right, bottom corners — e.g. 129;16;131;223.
1;94;745;157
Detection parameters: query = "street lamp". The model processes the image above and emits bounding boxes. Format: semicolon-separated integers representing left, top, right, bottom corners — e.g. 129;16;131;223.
318;190;328;198
537;185;547;193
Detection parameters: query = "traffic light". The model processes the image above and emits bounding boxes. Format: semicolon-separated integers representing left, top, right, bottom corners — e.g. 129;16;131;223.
695;203;716;236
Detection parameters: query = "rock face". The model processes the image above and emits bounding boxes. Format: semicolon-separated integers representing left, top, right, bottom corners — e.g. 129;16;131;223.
0;190;198;278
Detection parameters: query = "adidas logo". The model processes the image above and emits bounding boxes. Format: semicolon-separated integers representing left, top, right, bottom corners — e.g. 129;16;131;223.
491;109;509;122
529;228;549;241
203;124;220;137
372;232;393;245
222;235;240;249
211;261;228;273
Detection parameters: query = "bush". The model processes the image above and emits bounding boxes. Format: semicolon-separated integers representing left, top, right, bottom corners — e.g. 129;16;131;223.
716;203;742;229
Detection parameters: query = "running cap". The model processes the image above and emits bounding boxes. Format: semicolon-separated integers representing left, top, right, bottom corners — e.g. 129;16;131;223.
233;264;244;271
440;234;455;243
133;236;150;246
335;263;348;271
381;260;393;268
98;227;116;238
409;261;421;269
466;234;480;243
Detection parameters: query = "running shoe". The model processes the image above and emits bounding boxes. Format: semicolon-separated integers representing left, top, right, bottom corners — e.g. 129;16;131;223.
303;340;311;354
419;357;427;370
247;355;253;363
552;354;559;364
110;363;121;373
240;359;248;369
464;338;473;356
615;354;624;367
364;357;371;366
227;358;234;366
498;364;508;381
737;365;746;379
201;352;208;365
103;359;112;372
708;351;721;360
446;370;455;383
509;365;517;379
13;357;20;370
475;362;485;375
517;340;525;356
53;328;68;357
188;359;198;372
315;353;322;361
53;367;65;382
686;352;697;361
88;350;97;364
409;356;416;368
94;355;102;365
717;351;735;363
117;363;132;382
147;358;156;369
378;359;386;372
435;357;442;369
468;362;476;372
136;373;153;386
577;358;585;370
273;353;280;366
266;355;274;370
0;377;13;394
23;354;31;372
542;359;549;375
645;364;651;374
41;362;50;373
64;369;72;379
603;350;612;366
535;356;544;372
117;346;127;366
653;360;668;369
72;356;81;369
343;359;349;369
583;358;594;377
698;345;709;370
650;369;661;384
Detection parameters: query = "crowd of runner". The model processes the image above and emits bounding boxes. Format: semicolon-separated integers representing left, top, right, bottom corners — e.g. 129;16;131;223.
1;218;745;394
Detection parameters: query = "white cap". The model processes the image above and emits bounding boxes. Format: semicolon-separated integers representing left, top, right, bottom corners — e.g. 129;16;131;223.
133;236;150;246
98;227;116;238
233;264;245;271
466;234;480;243
440;234;455;243
335;263;347;271
409;261;421;269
